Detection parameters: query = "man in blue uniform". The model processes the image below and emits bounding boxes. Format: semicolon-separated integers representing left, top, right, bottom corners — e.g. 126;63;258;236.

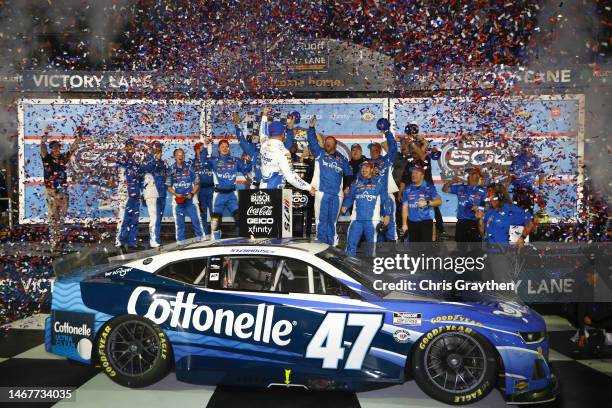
442;167;487;242
233;109;295;188
192;142;214;234
341;161;391;257
475;183;535;246
307;116;352;246
203;139;252;240
509;140;545;213
142;141;168;248
369;119;399;242
401;166;442;242
167;148;205;244
115;139;144;249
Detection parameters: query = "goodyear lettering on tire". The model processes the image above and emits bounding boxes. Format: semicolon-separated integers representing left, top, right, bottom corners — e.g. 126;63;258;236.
98;325;116;377
453;381;490;404
419;325;473;350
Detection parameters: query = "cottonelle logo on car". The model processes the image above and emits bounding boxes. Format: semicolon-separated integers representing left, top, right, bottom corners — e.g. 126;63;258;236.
127;287;294;346
51;310;94;361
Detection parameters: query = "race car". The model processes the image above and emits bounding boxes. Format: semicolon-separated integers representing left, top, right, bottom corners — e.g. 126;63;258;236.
45;238;557;405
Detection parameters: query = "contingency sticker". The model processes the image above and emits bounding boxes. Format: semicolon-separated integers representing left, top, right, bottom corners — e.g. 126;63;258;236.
51;310;95;362
393;312;422;326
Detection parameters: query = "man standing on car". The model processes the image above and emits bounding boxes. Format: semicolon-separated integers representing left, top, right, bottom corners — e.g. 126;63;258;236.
401;166;442;242
115;138;144;249
442;168;487;243
40;124;82;250
341;161;391;257
142;141;168;248
167;148;205;244
307;116;353;246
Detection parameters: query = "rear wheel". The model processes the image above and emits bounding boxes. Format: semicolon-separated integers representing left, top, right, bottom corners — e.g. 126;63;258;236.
97;315;171;387
412;327;497;405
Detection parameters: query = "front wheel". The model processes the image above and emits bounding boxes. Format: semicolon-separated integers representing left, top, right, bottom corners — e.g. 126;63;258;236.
412;326;497;405
97;315;171;388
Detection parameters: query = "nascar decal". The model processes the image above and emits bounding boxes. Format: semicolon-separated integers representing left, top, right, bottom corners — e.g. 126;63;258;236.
127;287;293;346
393;312;421;326
305;313;383;370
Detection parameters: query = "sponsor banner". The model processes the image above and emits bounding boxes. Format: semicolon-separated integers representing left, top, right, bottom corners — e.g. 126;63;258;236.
51;310;95;362
238;189;284;238
391;95;585;221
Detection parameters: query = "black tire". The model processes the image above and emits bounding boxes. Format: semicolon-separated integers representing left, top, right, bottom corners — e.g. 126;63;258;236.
97;315;172;388
412;326;497;405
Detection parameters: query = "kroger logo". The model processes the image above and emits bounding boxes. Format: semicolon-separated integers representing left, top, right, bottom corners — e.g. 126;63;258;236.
357;192;377;202
105;267;133;278
322;160;343;174
127;287;294;346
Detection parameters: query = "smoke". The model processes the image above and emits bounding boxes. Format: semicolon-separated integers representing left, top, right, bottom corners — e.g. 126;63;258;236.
0;0;137;161
528;0;611;203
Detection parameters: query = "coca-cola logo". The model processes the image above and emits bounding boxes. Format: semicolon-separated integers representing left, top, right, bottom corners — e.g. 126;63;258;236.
246;206;273;216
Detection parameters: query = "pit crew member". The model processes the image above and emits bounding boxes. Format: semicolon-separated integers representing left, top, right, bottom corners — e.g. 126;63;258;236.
167;148;205;243
142;141;168;248
192;142;214;234
401;166;442;243
509;139;545;214
203;139;252;240
341;161;391;257
369;118;399;242
442;167;487;242
115;138;144;249
307;115;352;246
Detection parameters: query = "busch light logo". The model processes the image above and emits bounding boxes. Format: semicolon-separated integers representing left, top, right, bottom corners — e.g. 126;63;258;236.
251;191;271;205
127;287;293;346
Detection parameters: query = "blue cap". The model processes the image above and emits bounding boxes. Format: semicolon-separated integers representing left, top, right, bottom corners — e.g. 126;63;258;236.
125;138;136;146
376;118;390;131
48;140;60;149
269;121;285;137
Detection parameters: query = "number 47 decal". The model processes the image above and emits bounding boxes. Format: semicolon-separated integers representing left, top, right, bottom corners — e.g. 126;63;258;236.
305;313;383;370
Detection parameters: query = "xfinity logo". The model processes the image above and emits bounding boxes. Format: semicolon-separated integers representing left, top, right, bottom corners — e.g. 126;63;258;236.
127;287;293;346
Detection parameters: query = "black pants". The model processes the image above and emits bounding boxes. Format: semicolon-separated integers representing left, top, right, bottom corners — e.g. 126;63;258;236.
434;206;444;233
455;220;481;242
408;220;433;242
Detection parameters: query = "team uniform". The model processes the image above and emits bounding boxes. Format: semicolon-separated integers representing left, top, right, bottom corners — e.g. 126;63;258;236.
236;119;294;188
191;154;214;234
509;151;543;213
483;203;533;243
167;162;205;243
142;155;168;247
203;149;252;240
115;154;143;248
307;127;352;246
342;177;391;257
42;151;72;248
370;131;399;241
260;138;312;190
402;181;440;242
447;183;487;242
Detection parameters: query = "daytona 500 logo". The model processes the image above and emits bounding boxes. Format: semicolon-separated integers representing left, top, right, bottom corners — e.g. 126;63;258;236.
127;287;293;346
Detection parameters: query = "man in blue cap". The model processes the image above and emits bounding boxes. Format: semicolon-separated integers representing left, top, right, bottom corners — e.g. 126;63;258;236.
401;165;442;242
142;141;167;248
233;108;295;188
442;167;487;243
191;141;214;234
115;138;144;249
307;115;352;246
509;139;545;214
259;115;315;194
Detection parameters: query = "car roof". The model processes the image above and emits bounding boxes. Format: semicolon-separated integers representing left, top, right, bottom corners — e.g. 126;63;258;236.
183;237;329;254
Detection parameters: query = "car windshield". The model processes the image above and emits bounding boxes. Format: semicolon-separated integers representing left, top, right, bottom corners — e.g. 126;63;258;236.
316;247;390;297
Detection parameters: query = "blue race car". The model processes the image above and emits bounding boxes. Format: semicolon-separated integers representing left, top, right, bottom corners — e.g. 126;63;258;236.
46;238;557;405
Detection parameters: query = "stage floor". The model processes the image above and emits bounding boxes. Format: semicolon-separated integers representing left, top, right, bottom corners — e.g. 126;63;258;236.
1;316;611;407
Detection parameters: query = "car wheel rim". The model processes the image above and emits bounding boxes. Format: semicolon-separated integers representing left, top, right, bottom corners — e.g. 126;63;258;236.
423;332;487;394
108;321;161;377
